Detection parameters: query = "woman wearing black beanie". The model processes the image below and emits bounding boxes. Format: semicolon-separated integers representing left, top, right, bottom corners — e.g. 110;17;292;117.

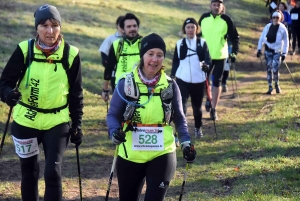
0;4;83;201
106;33;196;200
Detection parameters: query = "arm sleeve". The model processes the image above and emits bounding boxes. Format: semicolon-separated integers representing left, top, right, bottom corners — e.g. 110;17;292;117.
287;12;292;25
106;79;127;138
171;79;191;143
282;26;289;55
203;40;211;66
101;52;109;68
171;45;179;77
104;44;117;81
0;45;25;102
258;25;268;50
68;53;84;129
228;21;240;55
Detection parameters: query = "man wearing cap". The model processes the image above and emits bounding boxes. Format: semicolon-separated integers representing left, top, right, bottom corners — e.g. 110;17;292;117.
101;13;142;102
257;10;289;94
198;0;239;120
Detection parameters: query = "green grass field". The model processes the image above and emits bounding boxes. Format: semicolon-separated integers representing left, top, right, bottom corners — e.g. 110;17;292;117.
1;0;300;200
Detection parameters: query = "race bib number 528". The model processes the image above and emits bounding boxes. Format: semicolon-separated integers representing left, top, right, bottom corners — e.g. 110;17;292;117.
132;127;164;151
12;136;39;158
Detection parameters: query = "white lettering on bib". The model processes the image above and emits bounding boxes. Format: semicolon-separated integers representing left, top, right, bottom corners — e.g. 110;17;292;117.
291;13;299;20
132;127;164;151
12;136;39;158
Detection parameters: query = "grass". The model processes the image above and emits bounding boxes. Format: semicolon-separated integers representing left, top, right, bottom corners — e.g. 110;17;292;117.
1;0;300;200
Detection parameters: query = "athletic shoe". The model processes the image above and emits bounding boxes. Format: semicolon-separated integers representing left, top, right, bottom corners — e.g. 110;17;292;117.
275;84;281;94
210;108;218;120
266;86;273;95
222;84;228;92
194;127;203;138
175;137;180;147
205;100;211;112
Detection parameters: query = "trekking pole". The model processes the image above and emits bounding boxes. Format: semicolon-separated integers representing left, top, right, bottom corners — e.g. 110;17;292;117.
229;65;236;97
105;145;119;201
282;61;300;91
205;74;218;140
179;163;189;201
231;62;240;102
75;145;83;201
0;106;13;155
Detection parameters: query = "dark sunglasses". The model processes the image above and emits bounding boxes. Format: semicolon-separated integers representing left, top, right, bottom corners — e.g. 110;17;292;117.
272;17;279;19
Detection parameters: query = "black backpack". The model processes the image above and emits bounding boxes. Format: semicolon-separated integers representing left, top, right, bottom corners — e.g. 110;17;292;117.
179;37;205;61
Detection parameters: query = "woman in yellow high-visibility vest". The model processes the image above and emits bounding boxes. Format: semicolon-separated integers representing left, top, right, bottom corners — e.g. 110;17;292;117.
107;33;196;201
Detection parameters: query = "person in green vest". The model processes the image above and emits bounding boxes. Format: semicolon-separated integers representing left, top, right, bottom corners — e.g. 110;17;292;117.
106;33;196;201
0;4;83;201
102;13;142;102
198;0;239;120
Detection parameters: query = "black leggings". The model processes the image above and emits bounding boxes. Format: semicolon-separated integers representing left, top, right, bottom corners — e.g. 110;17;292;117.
222;70;229;85
176;78;205;128
116;152;176;201
291;27;300;51
210;59;226;87
11;122;70;201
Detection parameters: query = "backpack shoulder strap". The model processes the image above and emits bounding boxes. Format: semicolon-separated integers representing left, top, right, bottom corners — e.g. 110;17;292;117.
25;38;34;68
116;38;124;62
179;38;187;60
196;37;205;62
62;43;70;70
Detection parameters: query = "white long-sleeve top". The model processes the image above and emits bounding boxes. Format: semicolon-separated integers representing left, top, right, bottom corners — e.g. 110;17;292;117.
257;22;289;56
175;36;206;83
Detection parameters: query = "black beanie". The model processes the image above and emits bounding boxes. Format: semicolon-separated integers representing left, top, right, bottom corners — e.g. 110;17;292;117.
183;18;198;27
34;4;61;29
182;18;198;34
140;33;166;57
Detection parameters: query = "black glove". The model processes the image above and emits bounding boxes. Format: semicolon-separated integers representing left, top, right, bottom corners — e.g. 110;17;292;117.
256;50;262;58
230;53;236;63
182;142;196;163
69;127;83;146
5;90;21;107
281;55;285;62
202;63;209;73
112;129;126;145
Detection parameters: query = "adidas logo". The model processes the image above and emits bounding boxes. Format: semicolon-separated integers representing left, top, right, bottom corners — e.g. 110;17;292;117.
159;182;165;188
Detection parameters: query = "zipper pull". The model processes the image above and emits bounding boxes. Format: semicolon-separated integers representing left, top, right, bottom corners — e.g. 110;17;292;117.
54;64;57;72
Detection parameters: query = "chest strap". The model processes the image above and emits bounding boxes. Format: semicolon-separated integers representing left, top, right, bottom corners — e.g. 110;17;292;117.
18;101;68;114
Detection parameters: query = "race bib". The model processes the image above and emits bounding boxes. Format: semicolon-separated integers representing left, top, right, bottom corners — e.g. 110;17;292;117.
12;136;39;158
270;2;277;9
132;127;164;151
291;13;299;20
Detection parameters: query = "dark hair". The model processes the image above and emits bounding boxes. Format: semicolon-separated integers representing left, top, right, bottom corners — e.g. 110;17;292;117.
119;13;140;29
38;18;60;26
181;18;199;34
116;15;124;26
278;2;288;10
